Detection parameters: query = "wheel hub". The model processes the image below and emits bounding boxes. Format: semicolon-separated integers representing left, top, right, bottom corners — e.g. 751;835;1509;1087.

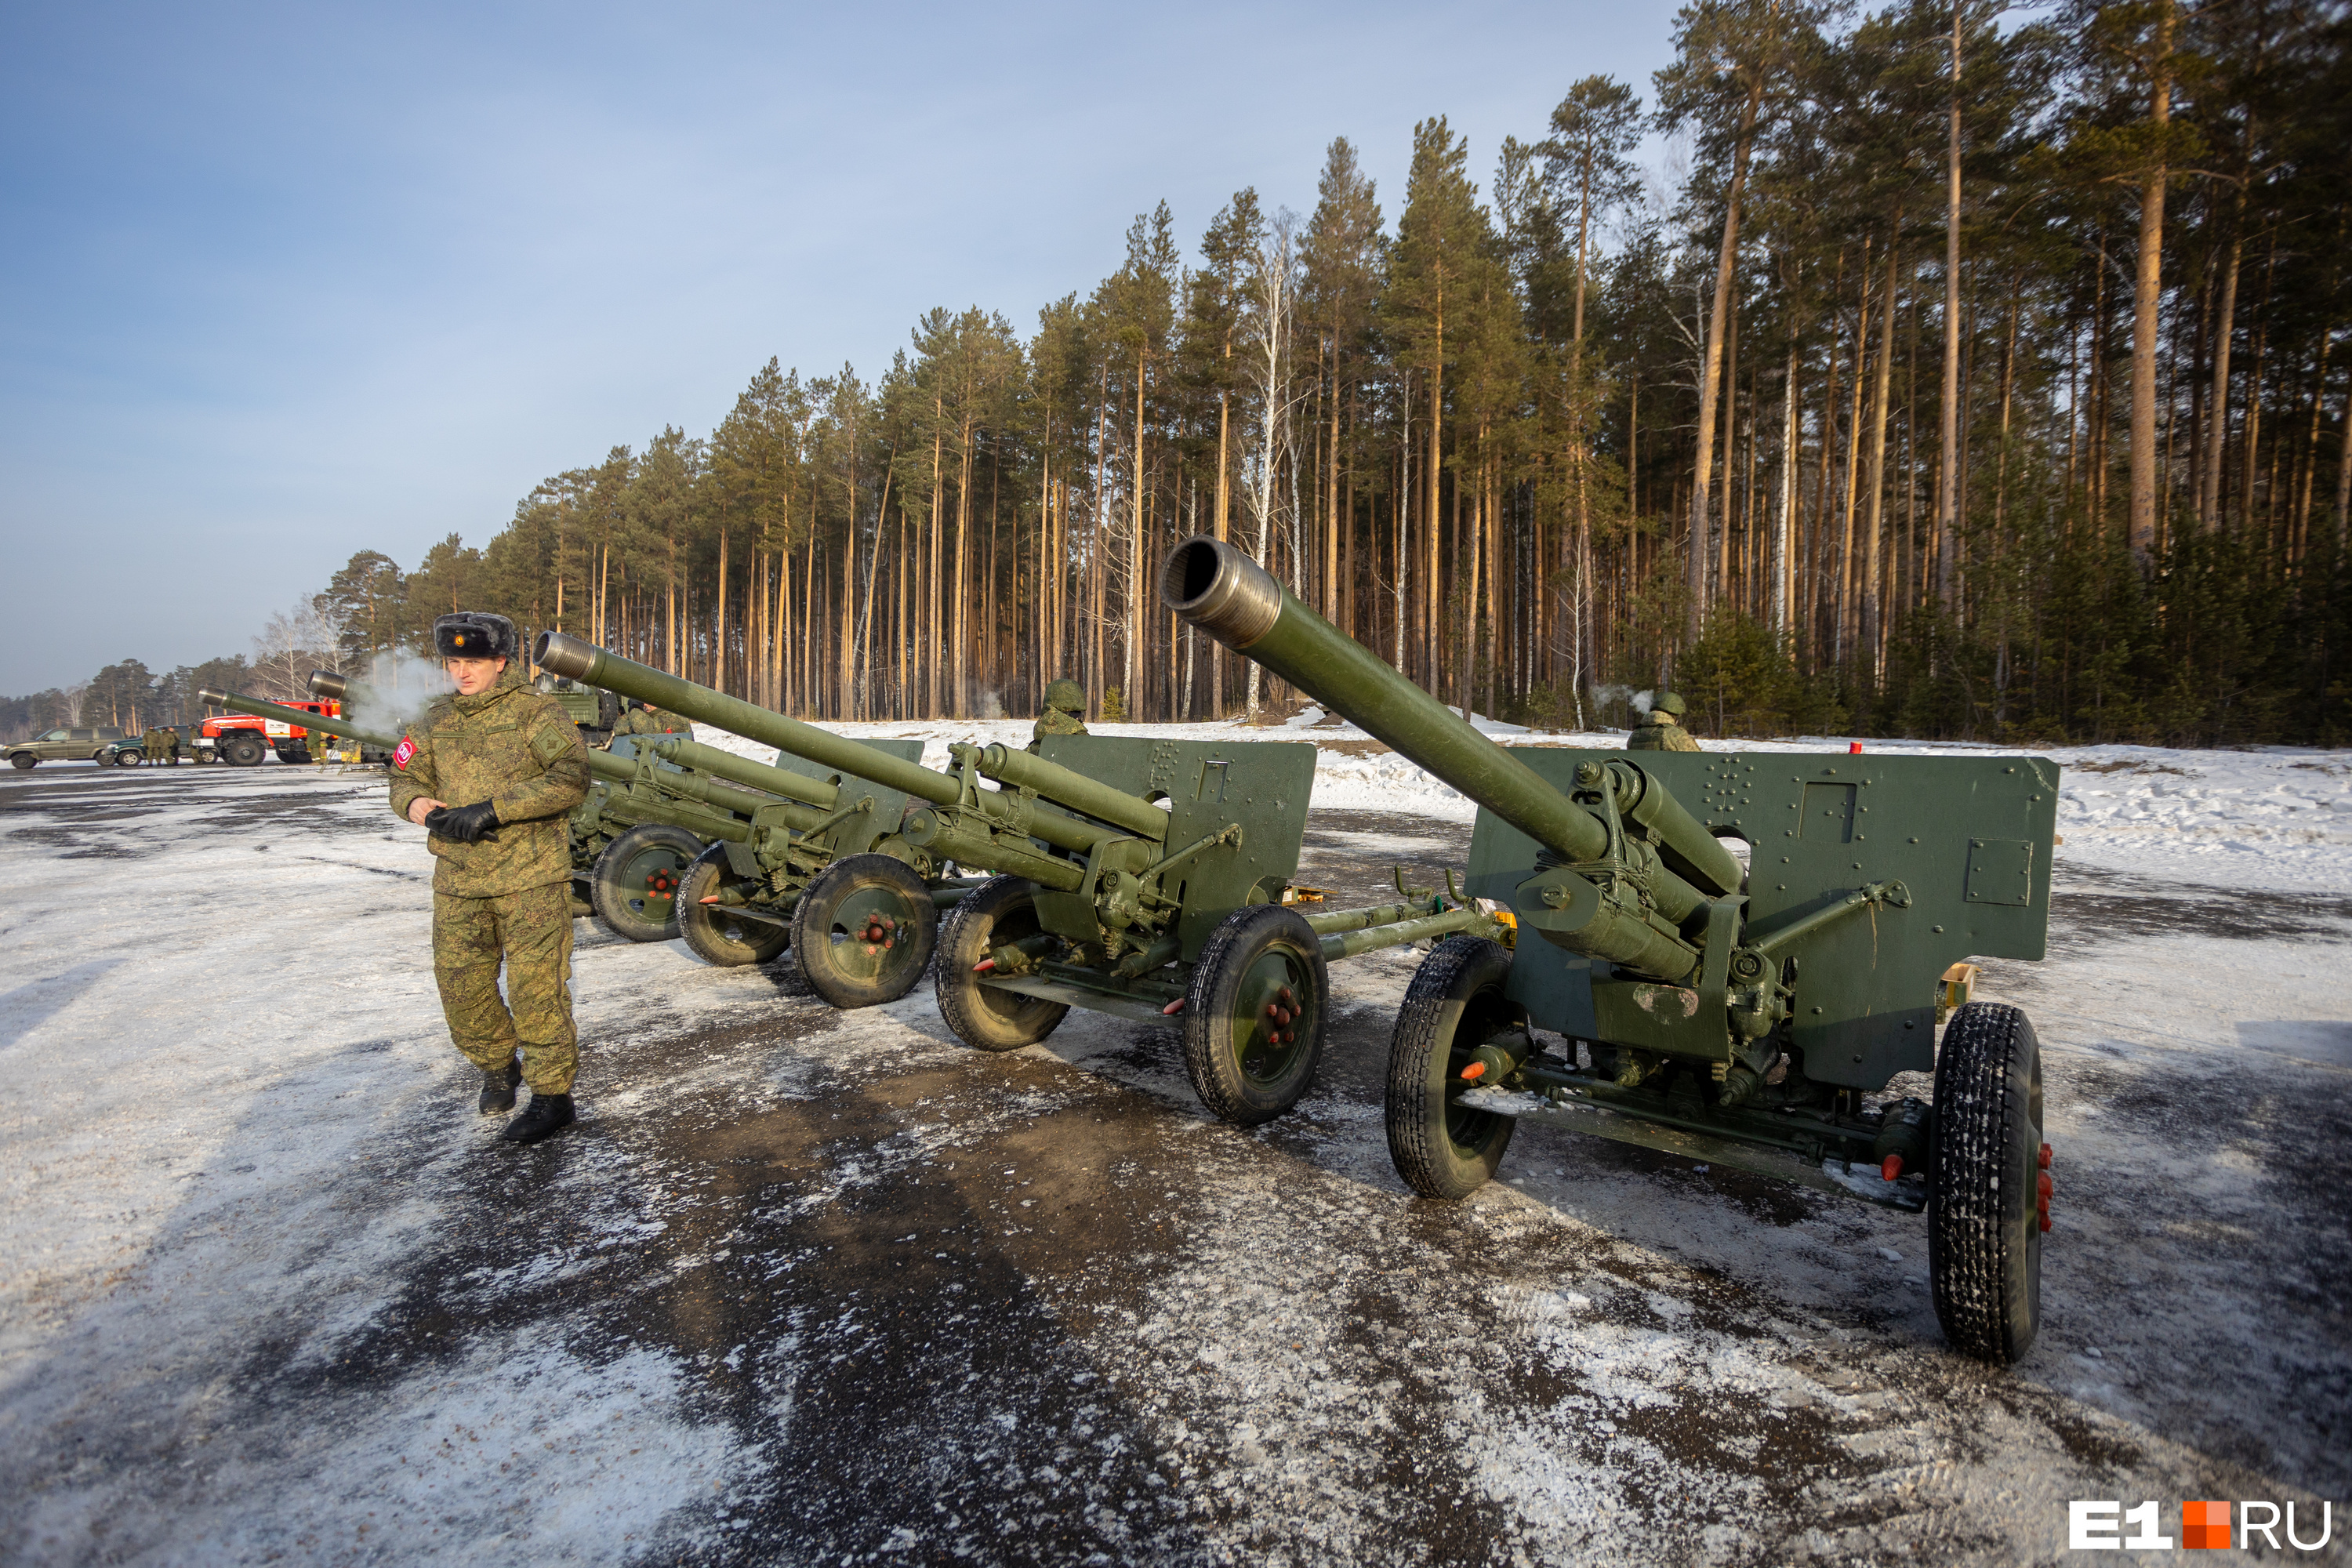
1236;967;1305;1083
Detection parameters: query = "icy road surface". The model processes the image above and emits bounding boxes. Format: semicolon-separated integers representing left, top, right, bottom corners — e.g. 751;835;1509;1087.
1;739;2347;1566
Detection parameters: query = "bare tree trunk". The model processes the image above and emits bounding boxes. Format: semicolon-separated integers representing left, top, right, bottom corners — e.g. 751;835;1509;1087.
2128;0;2176;558
1778;347;1798;637
2201;206;2243;529
1682;78;1765;652
1863;231;1901;688
1129;352;1147;715
1838;237;1875;668
1936;0;1964;608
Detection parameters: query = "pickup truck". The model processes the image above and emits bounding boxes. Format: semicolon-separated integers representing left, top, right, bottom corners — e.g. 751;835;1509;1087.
5;726;130;769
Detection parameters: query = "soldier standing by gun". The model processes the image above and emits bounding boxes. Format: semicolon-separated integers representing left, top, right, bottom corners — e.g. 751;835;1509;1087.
1625;691;1701;753
612;699;689;739
1029;679;1089;752
391;612;592;1144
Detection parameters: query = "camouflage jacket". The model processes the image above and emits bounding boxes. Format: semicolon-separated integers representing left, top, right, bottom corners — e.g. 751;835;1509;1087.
389;663;591;896
1029;709;1088;751
1625;717;1700;753
614;707;690;738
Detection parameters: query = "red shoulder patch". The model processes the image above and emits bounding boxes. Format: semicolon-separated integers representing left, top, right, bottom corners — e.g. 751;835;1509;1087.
393;735;418;770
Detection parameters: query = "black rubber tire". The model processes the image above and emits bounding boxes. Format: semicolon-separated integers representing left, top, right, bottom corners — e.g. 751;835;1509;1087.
1929;1000;2045;1364
676;843;790;967
935;875;1069;1052
790;853;940;1009
115;750;143;767
590;822;703;943
1181;905;1329;1126
9;753;34;769
220;734;267;767
1386;936;1523;1200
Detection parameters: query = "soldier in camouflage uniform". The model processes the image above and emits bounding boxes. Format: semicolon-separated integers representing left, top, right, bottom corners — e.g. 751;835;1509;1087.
1626;691;1701;753
612;699;689;739
143;728;166;764
163;728;183;764
1029;678;1089;752
390;612;592;1144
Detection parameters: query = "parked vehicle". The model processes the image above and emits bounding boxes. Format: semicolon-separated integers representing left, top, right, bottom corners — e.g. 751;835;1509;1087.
200;700;355;766
5;726;129;769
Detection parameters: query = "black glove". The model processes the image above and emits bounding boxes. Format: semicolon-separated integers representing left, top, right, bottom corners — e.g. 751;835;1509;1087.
423;800;502;844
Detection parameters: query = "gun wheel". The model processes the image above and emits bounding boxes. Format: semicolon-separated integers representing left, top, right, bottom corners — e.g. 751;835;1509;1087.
935;875;1069;1052
1386;935;1521;1200
676;843;790;967
1182;905;1328;1127
791;853;940;1009
1929;1000;2045;1364
590;822;704;943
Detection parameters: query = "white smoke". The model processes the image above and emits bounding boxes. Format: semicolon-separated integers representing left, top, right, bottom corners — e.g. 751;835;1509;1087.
347;652;452;737
1585;684;1648;718
976;689;1005;720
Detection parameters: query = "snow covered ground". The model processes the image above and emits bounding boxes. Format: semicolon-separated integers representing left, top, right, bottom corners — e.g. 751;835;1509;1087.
0;735;2345;1565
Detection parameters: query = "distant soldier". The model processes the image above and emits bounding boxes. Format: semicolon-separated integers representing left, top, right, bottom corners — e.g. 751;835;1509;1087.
143;728;168;764
613;699;688;738
1626;691;1701;753
391;612;592;1144
163;728;183;764
1030;679;1089;752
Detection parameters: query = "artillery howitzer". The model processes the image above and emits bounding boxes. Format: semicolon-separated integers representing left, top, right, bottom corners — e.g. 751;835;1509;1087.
536;630;1497;1126
1167;535;2059;1361
536;633;997;1009
307;671;776;945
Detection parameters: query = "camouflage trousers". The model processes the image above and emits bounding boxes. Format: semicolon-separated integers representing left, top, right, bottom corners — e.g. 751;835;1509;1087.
432;882;578;1094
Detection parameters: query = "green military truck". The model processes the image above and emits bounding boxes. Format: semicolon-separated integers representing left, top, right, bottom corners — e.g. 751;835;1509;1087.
535;673;619;745
5;725;131;769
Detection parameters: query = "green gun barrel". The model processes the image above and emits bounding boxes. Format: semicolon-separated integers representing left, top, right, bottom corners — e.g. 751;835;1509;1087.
1162;535;1728;981
198;688;397;750
649;735;840;810
539;632;954;808
536;632;1117;858
1161;536;1615;865
960;742;1171;841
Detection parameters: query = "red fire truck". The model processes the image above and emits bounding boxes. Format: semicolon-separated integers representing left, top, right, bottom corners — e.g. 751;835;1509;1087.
201;699;355;767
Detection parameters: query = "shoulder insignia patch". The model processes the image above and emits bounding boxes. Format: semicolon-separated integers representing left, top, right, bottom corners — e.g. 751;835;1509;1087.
393;735;417;770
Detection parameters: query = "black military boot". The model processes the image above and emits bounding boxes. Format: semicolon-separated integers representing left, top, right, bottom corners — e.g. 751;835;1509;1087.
499;1093;575;1145
478;1055;523;1115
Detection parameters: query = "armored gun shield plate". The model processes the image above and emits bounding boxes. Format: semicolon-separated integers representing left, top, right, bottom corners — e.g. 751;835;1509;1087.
774;735;926;857
1461;750;2060;1089
1033;734;1317;960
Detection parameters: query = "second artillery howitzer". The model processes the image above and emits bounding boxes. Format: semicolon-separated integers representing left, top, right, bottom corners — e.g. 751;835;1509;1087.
307;670;779;944
1167;535;2060;1362
535;632;996;1009
535;630;1497;1127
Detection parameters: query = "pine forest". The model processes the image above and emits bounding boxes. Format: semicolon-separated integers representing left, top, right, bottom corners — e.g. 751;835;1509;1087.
13;0;2350;749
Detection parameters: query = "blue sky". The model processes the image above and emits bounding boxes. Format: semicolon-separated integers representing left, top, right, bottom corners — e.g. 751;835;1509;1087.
0;0;1677;693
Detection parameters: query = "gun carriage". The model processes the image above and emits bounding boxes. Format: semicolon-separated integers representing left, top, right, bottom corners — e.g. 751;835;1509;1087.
1166;535;2059;1361
535;631;1498;1127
